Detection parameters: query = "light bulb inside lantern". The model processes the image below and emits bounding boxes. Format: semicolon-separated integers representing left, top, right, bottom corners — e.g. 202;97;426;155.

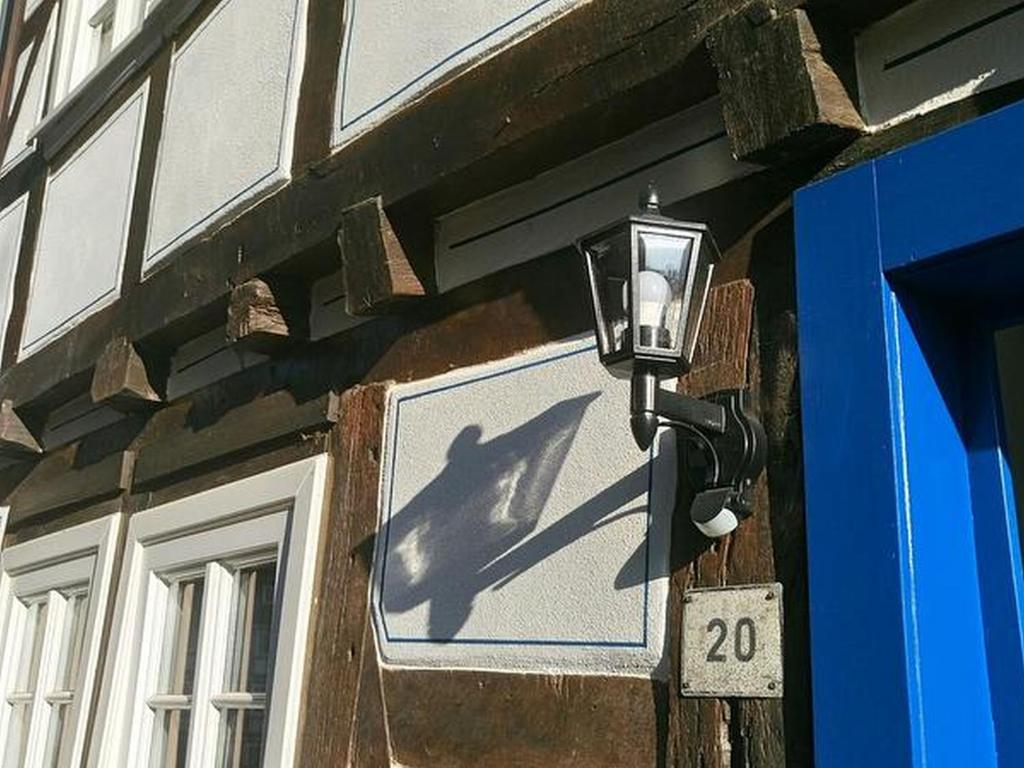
623;269;672;329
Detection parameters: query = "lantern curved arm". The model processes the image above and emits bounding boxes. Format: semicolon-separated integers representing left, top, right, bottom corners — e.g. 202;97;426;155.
630;368;767;537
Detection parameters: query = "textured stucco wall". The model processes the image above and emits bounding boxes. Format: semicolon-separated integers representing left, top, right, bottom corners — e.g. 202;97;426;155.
0;194;28;354
373;336;676;677
143;0;306;272
21;83;148;359
334;0;584;147
2;7;56;172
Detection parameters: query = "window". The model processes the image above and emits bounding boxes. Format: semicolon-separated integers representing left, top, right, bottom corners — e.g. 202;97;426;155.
51;0;150;104
90;456;329;768
0;514;122;768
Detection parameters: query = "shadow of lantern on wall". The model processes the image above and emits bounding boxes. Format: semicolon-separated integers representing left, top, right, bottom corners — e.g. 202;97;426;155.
577;185;767;538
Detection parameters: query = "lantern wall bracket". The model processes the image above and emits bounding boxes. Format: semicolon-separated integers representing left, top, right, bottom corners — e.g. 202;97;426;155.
631;367;766;538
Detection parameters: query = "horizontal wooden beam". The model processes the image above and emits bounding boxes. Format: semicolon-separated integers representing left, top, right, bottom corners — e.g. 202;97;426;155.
0;0;725;410
0;399;41;459
133;389;340;487
90;336;162;411
340;197;425;316
711;3;863;164
5;449;134;525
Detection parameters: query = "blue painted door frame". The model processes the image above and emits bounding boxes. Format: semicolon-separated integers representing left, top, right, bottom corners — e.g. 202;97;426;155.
795;99;1024;767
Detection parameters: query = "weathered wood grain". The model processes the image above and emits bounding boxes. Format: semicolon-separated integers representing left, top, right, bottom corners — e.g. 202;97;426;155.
711;3;863;164
0;398;40;458
132;389;339;487
226;277;308;353
297;384;389;767
384;670;660;768
5;448;133;525
90;336;162;410
340;197;426;316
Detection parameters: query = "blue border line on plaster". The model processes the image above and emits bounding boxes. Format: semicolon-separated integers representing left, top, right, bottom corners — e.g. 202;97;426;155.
21;86;148;355
376;342;655;648
339;0;560;132
142;0;302;272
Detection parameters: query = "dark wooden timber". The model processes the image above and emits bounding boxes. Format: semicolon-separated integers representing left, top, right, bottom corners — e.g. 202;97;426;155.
340;197;426;316
0;398;40;458
297;384;388;767
384;670;659;768
291;0;345;173
226;276;309;353
796;0;918;30
1;175;43;370
90;336;162;411
132;389;340;487
4;448;134;525
0;0;728;410
0;0;33;156
711;4;863;164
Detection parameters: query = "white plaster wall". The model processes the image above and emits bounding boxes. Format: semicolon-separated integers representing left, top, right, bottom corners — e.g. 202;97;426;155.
20;84;148;359
334;0;584;147
142;0;307;273
857;0;1024;126
0;194;28;355
435;98;754;292
2;7;57;172
373;336;676;677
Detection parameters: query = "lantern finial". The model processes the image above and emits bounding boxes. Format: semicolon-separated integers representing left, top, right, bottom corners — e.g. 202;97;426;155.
640;183;660;214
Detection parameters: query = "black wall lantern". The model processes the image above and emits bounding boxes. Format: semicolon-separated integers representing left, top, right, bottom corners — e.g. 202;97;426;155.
578;186;766;538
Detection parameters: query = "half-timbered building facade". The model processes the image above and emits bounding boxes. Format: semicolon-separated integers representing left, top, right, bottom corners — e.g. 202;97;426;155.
0;0;1022;765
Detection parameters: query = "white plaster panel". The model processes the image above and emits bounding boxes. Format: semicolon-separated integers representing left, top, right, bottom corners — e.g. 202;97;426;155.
435;98;755;292
857;0;1024;126
334;0;584;147
2;7;57;172
143;0;307;272
20;84;147;359
0;194;28;356
373;336;676;677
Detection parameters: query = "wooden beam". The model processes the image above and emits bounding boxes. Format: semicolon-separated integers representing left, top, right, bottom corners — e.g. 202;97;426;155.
132;389;340;487
0;0;725;410
710;3;864;164
340;197;425;316
226;277;308;353
0;399;41;459
5;449;134;525
90;336;162;411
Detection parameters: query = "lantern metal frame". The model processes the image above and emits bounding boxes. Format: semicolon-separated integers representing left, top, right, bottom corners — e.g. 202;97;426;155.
577;186;767;537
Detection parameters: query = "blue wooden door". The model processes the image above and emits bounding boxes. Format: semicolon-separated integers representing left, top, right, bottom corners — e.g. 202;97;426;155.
795;101;1024;767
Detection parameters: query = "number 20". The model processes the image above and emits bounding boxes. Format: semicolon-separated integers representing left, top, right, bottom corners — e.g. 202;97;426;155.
706;617;756;662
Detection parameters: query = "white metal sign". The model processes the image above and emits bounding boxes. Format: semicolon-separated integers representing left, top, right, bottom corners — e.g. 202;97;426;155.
681;583;783;698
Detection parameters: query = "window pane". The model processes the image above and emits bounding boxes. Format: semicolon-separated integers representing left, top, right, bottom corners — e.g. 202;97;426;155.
148;710;191;768
227;563;276;693
41;703;71;768
1;703;29;768
158;577;205;696
12;600;48;693
54;591;90;691
217;709;265;768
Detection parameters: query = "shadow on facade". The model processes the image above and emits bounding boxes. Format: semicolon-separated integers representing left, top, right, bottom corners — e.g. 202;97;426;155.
375;391;659;639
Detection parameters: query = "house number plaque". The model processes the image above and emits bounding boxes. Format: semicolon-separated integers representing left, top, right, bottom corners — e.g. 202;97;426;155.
681;583;783;698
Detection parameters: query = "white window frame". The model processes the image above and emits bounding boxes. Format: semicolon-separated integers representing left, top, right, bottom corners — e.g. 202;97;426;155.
89;455;329;768
0;513;122;768
50;0;148;105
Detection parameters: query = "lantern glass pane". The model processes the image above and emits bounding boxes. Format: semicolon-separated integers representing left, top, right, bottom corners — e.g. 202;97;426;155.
682;238;714;366
635;230;693;355
585;230;631;357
